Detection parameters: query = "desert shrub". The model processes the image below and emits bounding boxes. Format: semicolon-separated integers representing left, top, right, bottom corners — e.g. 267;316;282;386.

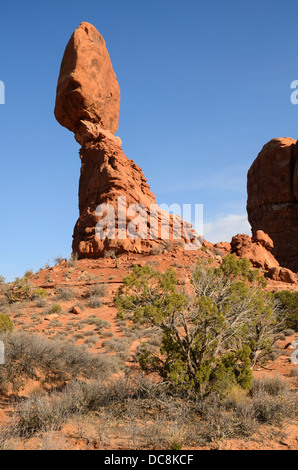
48;304;62;314
0;276;6;285
24;270;34;279
68;253;78;268
274;290;298;331
84;316;110;329
101;331;114;338
250;376;297;425
116;255;279;397
150;245;163;255
104;249;118;268
2;277;46;304
251;375;289;397
86;296;102;309
16;395;66;436
0;313;13;333
103;337;131;361
198;396;257;441
55;287;76;301
0;332;121;393
13;375;137;437
86;284;107;299
34;288;47;299
252;393;297;425
35;298;47;308
163;241;173;252
84;335;99;347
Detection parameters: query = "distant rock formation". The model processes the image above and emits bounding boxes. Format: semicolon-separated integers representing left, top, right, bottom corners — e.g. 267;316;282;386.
231;231;297;283
247;138;298;272
231;231;279;271
55;22;200;257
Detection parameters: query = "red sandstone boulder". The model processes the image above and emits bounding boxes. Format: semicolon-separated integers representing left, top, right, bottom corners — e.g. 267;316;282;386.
213;241;231;256
252;230;274;251
267;267;297;284
231;233;279;270
70;306;83;315
55;22;120;135
247;138;298;272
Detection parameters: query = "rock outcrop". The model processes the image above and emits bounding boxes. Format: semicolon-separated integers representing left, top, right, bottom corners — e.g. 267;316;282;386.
55;22;201;257
231;231;279;271
231;230;297;283
247;138;298;272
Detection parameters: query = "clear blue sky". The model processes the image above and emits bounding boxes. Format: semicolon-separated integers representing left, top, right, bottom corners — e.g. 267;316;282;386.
0;0;297;281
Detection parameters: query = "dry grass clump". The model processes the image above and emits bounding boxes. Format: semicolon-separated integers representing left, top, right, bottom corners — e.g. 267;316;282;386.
85;284;108;299
0;332;125;393
55;287;77;301
0;373;297;449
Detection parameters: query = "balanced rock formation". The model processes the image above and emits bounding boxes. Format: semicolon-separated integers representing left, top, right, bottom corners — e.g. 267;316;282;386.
247;138;298;272
55;23;200;257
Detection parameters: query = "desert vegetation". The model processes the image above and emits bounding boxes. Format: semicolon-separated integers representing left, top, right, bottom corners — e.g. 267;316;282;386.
116;256;281;397
0;254;296;450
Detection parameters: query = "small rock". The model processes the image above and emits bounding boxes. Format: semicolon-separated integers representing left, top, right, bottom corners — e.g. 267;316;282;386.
70;306;82;315
44;314;59;321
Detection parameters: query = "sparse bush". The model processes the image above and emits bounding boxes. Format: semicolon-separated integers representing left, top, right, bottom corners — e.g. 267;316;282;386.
116;256;279;397
0;332;118;393
86;296;102;309
24;270;34;279
86;284;107;299
48;304;62;314
2;277;46;304
198;396;257;441
251;376;297;425
0;313;13;333
68;253;78;268
16;395;66;436
84;316;110;330
150;245;163;255
55;287;76;301
104;250;118;268
251;375;289;397
103;337;131;361
163;241;173;252
0;276;6;285
35;298;47;308
275;290;298;331
101;331;114;338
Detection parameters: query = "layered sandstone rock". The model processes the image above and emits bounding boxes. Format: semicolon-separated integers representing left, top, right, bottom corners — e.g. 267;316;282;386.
231;231;279;271
55;23;200;257
247;138;298;272
231;231;297;283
